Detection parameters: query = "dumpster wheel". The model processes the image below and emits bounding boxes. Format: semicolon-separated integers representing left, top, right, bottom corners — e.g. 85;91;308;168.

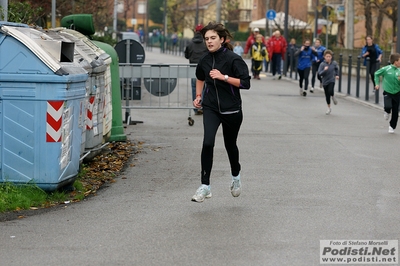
188;117;194;126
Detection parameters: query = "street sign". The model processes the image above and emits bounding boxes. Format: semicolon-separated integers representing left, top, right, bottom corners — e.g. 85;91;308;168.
321;6;333;19
266;9;276;20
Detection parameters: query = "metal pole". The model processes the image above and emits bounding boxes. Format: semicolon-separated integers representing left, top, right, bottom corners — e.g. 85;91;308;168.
326;18;329;50
283;0;289;76
365;57;370;101
145;0;149;45
113;0;118;39
314;0;319;41
266;0;270;34
52;0;56;28
338;54;343;93
71;0;75;13
216;0;221;22
347;55;352;95
195;0;199;26
0;0;8;21
356;56;361;98
345;0;354;49
397;0;400;52
163;0;167;36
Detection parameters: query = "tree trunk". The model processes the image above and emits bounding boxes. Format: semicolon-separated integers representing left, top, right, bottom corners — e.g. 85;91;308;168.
375;10;383;41
364;0;373;36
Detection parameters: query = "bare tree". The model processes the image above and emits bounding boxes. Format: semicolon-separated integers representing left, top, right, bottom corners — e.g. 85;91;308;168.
221;0;240;24
371;0;397;40
356;0;373;36
167;0;191;33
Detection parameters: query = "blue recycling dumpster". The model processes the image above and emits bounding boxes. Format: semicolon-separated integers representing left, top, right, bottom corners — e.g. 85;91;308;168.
0;22;88;191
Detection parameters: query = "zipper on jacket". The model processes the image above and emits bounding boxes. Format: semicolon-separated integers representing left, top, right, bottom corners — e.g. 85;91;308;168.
212;51;240;115
212;54;222;113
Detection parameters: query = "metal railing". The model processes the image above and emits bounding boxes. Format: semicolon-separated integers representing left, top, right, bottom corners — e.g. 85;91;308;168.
285;53;387;105
119;63;197;126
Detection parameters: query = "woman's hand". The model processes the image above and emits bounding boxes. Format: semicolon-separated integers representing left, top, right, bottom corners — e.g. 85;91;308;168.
210;69;224;81
193;95;202;108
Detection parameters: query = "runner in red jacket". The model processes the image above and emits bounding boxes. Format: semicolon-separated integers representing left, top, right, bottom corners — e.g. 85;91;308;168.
244;28;265;54
267;30;287;79
244;28;265;78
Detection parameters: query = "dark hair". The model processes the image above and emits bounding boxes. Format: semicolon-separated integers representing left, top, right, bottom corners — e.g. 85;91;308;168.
315;38;323;44
324;49;333;56
389;53;400;64
200;22;233;51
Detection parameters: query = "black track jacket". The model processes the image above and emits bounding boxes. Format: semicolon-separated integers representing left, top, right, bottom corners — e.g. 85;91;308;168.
196;47;251;113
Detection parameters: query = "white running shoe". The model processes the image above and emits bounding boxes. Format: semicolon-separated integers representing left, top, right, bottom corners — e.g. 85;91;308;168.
230;174;241;197
302;90;307;97
326;108;331;115
384;112;390;120
332;96;338;105
191;184;212;202
389;126;395;134
310;87;314;93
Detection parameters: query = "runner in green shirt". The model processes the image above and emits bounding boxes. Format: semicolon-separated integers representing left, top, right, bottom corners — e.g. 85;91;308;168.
374;53;400;133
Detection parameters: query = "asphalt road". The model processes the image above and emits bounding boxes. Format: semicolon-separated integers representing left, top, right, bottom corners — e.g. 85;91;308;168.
1;48;399;266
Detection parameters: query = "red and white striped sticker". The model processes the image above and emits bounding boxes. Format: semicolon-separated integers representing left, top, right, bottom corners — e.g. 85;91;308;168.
46;101;64;142
86;96;95;130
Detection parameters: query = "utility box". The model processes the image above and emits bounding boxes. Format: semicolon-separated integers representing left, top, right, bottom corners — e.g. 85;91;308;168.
0;22;88;191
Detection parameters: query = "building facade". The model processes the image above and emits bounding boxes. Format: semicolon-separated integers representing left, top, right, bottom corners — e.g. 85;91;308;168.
116;0;395;49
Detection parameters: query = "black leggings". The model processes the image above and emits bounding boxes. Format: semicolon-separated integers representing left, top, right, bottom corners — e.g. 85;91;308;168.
252;59;263;75
369;62;379;87
298;67;311;89
201;108;243;185
323;82;335;105
311;62;322;87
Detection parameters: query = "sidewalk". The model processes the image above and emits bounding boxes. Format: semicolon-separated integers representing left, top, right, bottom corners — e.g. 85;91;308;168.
1;47;399;266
